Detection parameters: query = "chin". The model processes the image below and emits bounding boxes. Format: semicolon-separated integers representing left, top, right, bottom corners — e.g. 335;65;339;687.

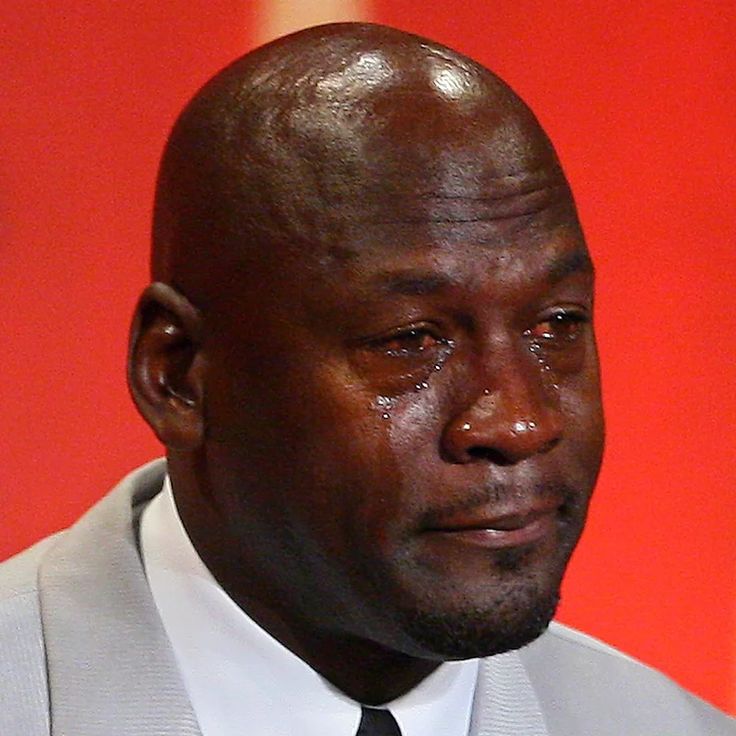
354;514;579;660
396;580;561;660
377;541;567;660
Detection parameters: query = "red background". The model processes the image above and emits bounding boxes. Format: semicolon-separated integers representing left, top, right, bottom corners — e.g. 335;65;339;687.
2;1;734;713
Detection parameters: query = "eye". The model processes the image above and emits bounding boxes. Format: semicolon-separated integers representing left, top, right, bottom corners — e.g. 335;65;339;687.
370;326;451;357
350;323;455;395
526;310;588;346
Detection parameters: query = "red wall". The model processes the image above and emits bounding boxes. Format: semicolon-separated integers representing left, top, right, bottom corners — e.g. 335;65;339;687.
1;0;254;553
3;1;734;714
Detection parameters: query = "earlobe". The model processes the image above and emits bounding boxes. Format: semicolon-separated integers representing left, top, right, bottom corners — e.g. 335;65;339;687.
128;282;205;450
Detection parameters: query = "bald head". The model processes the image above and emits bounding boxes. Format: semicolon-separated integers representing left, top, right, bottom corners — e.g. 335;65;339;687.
132;24;601;701
152;22;570;302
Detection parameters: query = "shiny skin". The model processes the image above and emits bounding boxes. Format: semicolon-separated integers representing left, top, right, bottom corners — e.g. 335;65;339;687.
129;23;604;703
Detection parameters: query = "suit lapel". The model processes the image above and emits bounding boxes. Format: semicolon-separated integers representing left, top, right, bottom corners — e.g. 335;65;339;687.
469;651;549;736
38;460;202;736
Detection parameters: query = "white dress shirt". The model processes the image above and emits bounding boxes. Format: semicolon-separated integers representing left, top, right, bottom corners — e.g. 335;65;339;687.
140;476;479;736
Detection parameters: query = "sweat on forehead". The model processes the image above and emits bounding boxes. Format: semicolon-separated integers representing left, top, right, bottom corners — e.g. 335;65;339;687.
151;22;566;295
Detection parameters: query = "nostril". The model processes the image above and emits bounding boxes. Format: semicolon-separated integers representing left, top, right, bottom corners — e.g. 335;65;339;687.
467;447;516;466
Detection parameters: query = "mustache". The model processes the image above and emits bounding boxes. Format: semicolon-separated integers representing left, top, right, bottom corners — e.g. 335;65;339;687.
416;480;578;530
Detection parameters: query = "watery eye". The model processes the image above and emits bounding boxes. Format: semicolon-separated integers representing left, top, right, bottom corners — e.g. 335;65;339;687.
351;325;455;395
380;328;443;356
528;311;587;343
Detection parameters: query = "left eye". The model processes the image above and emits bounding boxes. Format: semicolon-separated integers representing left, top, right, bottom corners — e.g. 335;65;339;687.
527;311;587;344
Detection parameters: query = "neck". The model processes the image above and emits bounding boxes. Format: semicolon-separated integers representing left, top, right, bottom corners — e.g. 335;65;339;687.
232;601;441;704
191;523;440;703
169;458;441;704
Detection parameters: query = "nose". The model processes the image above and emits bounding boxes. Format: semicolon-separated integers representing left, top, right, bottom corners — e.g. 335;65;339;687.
441;360;563;466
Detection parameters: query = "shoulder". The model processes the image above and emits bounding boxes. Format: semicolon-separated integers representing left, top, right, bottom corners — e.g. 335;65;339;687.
0;459;166;607
0;532;63;635
0;533;61;599
0;536;62;735
517;621;736;735
0;458;166;735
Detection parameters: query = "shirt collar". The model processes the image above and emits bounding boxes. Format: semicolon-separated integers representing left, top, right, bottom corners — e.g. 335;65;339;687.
140;475;479;736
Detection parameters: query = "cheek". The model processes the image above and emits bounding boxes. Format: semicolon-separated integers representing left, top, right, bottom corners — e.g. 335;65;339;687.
382;388;455;518
297;390;446;556
204;340;447;543
387;393;443;466
558;369;605;481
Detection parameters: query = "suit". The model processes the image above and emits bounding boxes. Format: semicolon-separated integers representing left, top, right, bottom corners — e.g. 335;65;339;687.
1;460;733;735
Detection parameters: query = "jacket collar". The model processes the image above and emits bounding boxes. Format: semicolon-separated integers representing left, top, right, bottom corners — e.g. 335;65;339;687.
470;654;548;736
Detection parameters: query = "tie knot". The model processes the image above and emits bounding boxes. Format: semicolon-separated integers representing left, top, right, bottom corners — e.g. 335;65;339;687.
356;706;402;736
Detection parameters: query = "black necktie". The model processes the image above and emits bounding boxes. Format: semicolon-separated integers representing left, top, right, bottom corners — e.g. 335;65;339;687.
355;706;402;736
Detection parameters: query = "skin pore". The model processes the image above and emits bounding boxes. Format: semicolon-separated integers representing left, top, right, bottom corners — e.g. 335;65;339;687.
128;23;604;704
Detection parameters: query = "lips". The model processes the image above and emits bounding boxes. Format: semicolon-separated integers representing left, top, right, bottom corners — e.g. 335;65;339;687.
423;502;562;549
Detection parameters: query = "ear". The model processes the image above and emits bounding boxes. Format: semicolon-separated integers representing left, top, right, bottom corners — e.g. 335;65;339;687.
128;282;205;450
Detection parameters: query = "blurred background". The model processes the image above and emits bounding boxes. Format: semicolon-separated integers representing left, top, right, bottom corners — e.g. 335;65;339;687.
2;0;734;714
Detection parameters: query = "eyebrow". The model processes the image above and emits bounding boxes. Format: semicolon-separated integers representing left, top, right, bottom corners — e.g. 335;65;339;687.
544;247;594;285
373;272;455;296
370;248;593;298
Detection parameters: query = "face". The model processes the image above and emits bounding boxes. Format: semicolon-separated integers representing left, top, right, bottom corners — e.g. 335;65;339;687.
193;85;604;661
197;207;603;658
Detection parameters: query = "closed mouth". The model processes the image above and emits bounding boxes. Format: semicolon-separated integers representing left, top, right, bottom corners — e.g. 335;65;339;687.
423;502;563;549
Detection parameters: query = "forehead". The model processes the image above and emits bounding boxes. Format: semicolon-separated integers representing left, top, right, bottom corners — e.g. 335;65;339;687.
191;41;589;319
225;42;568;247
247;122;574;270
313;219;590;305
237;120;582;311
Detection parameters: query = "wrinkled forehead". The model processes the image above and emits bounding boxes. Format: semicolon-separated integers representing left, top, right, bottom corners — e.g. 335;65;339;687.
228;45;568;251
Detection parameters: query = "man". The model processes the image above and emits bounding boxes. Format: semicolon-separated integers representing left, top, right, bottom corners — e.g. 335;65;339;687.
1;22;733;736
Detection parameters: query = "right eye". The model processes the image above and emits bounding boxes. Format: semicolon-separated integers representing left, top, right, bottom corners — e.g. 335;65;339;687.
372;327;448;357
351;323;455;394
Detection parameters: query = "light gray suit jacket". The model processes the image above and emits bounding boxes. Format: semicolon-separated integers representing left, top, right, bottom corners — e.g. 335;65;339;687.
1;460;734;735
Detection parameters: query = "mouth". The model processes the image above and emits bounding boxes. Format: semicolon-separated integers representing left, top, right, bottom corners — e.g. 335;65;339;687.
423;502;562;550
